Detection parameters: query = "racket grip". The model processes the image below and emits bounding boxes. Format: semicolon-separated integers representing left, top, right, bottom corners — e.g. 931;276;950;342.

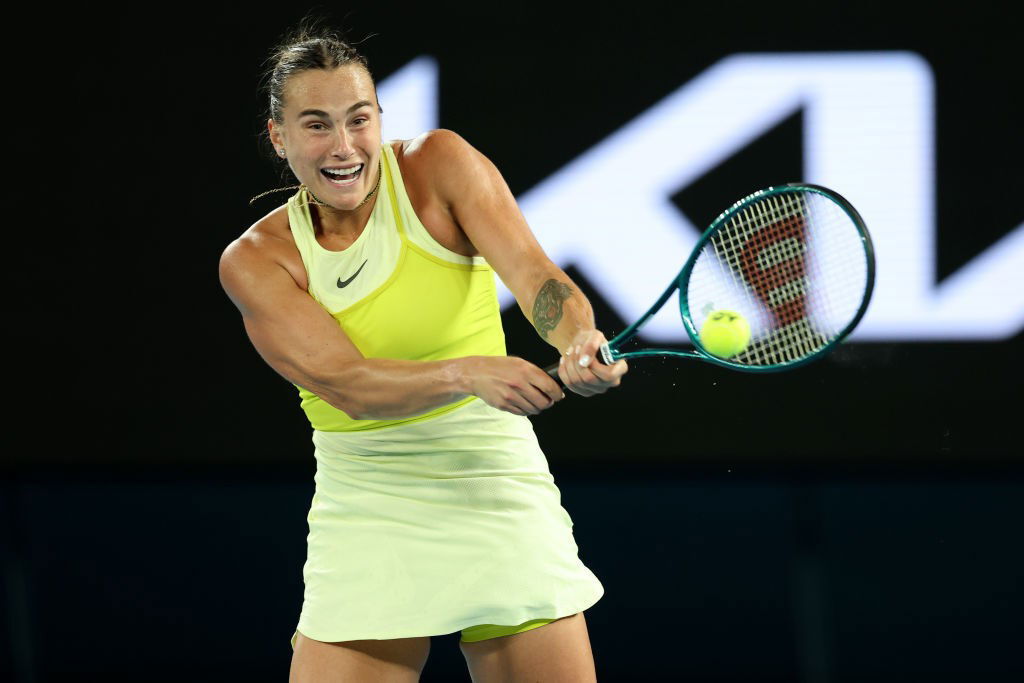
543;360;562;382
542;342;613;388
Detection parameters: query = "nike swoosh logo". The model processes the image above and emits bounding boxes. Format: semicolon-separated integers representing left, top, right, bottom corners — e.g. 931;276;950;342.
337;259;368;288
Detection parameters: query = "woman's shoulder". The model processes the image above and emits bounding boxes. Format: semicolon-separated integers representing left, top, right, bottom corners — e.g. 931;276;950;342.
388;131;482;259
391;129;472;169
389;129;482;211
225;202;308;290
244;202;294;251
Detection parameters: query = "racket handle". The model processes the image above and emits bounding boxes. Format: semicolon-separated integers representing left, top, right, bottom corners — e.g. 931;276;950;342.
541;342;613;387
542;360;562;381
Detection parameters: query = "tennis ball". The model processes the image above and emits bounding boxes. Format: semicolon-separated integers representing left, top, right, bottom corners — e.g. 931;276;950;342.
699;310;751;358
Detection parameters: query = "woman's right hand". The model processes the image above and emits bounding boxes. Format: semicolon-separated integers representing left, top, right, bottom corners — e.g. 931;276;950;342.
465;356;566;416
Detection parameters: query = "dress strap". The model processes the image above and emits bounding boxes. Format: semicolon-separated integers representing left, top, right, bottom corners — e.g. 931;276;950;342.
380;145;408;242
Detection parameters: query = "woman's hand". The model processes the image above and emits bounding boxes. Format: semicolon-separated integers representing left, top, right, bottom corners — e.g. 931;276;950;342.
466;356;566;416
557;329;629;397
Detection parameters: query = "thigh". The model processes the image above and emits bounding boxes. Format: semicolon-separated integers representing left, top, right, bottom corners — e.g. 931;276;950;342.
459;613;597;683
290;631;431;683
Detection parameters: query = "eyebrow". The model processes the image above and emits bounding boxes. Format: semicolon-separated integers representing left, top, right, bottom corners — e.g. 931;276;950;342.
297;101;374;119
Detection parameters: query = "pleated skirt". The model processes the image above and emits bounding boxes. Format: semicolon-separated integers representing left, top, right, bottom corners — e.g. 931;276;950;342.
290;397;604;648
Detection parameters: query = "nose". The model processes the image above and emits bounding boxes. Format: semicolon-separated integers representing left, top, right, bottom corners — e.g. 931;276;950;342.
331;127;356;159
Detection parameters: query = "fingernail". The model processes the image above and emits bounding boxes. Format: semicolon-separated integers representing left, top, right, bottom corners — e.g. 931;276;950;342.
579;354;591;367
559;355;564;365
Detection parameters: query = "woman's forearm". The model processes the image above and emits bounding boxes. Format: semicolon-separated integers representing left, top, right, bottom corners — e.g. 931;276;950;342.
527;276;596;354
305;356;475;421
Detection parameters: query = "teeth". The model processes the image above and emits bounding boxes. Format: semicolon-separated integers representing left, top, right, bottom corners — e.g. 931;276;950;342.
324;165;362;176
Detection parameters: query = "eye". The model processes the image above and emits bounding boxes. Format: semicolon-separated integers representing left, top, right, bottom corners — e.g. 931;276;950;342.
352;117;368;126
308;122;328;130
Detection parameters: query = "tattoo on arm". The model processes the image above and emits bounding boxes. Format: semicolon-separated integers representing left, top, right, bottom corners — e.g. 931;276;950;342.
532;279;574;340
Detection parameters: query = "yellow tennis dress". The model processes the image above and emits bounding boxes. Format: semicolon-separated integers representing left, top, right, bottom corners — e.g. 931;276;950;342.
286;141;604;649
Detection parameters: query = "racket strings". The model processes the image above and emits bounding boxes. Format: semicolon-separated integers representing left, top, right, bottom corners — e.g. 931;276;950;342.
687;189;869;366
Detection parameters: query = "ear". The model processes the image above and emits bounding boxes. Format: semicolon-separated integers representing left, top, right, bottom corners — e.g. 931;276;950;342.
268;118;284;149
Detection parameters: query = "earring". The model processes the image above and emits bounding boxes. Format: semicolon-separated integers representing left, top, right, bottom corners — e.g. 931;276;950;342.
278;148;286;157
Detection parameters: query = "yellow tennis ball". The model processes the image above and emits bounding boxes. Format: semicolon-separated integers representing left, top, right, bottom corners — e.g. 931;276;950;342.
699;310;751;358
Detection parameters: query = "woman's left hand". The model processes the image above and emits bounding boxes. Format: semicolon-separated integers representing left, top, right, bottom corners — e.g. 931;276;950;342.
557;329;629;397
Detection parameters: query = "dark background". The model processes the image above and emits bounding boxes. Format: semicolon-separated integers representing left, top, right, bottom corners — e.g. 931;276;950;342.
5;2;1022;681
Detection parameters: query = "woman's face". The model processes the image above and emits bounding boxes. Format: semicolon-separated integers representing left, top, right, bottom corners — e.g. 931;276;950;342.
269;64;382;211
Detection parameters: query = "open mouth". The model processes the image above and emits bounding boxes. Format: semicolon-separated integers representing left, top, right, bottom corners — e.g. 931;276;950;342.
321;164;364;186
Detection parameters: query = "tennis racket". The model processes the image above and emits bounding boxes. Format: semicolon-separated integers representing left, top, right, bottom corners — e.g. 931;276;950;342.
543;183;875;379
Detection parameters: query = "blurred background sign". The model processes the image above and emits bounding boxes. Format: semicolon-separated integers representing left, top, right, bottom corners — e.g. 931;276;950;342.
382;51;1023;341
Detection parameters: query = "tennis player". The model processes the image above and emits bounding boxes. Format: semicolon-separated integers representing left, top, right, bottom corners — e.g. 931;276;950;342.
219;22;627;683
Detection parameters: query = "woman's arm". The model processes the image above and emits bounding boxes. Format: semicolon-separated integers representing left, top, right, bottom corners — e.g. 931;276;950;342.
419;129;628;394
218;233;563;418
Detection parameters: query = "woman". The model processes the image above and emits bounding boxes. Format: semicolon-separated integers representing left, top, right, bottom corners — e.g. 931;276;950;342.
219;22;628;682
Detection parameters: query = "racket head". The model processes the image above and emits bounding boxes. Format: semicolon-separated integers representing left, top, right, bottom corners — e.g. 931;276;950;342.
676;183;875;371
